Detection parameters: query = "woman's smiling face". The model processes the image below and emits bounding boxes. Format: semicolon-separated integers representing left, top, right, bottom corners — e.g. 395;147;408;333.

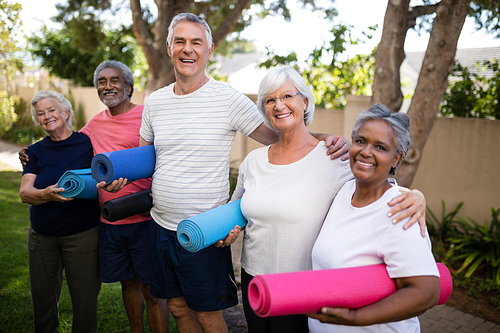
349;119;403;184
35;97;69;135
264;80;307;132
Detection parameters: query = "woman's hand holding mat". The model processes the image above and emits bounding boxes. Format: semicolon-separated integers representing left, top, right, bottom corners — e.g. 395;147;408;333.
177;199;247;252
248;262;452;317
57;168;98;199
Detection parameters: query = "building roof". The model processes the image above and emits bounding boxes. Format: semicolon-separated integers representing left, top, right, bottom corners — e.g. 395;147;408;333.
215;53;266;75
216;46;500;95
214;53;270;94
404;45;500;79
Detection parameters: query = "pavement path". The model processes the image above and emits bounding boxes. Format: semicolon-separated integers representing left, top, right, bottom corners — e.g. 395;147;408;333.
1;140;499;332
0;140;23;171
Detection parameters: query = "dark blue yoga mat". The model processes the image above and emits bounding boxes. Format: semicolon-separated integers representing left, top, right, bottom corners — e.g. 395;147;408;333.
91;145;156;185
57;168;98;199
102;189;153;222
177;199;247;252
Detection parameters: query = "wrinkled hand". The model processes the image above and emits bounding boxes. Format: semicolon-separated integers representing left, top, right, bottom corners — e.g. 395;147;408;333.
215;226;242;247
96;178;128;193
307;307;357;326
44;184;74;202
324;135;350;161
19;145;29;167
387;188;426;237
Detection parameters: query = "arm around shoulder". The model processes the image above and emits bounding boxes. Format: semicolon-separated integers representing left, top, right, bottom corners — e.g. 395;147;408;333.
249;123;278;146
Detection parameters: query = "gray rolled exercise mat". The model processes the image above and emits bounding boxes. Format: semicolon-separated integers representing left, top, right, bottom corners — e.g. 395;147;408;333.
101;189;153;222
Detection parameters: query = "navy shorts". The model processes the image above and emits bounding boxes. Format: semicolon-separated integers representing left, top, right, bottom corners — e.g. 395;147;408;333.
150;220;238;311
99;220;152;284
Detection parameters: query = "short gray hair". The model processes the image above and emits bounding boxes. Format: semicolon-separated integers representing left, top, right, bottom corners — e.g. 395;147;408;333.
257;66;315;129
30;90;74;128
93;60;134;98
351;104;410;175
167;13;213;51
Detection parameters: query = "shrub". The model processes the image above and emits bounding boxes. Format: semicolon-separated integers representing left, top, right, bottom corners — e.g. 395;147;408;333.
426;201;463;261
447;208;500;284
440;59;500;119
0;91;18;135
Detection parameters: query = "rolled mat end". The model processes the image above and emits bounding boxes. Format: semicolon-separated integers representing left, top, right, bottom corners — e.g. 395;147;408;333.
91;145;156;185
177;199;246;252
57;168;98;199
101;189;153;222
248;276;270;317
436;262;453;305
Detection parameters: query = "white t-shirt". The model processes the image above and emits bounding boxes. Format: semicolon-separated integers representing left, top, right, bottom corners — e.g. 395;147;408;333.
309;179;439;333
140;78;263;230
232;141;353;276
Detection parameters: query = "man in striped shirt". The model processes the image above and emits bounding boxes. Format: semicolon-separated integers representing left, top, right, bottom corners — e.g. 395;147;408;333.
104;13;349;333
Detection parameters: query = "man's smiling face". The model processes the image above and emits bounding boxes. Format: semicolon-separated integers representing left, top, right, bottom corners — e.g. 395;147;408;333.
97;68;130;108
167;21;213;81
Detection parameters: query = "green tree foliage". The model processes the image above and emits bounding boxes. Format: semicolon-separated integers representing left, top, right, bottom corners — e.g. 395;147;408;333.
440;60;500;119
261;24;375;109
0;0;22;135
469;0;500;37
125;0;340;91
26;0;341;91
28;0;135;86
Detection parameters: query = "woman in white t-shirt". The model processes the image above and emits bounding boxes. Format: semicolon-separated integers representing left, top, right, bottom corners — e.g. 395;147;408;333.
308;104;440;332
218;67;428;333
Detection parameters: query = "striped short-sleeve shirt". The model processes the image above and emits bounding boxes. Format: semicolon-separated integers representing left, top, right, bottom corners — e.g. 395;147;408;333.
141;78;263;230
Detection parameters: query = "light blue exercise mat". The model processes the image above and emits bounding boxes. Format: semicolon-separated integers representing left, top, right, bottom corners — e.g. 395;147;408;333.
57;168;98;199
91;145;156;185
177;199;247;252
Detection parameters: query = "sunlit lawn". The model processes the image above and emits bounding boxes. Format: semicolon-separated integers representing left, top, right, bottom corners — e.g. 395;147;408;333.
0;162;178;332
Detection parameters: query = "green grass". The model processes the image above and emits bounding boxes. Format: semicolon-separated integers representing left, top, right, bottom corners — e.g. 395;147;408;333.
0;163;178;332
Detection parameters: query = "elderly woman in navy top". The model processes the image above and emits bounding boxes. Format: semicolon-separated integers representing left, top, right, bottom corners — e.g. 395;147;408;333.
19;90;101;333
308;104;440;332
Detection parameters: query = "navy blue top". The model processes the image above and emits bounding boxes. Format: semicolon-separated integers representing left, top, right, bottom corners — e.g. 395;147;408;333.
23;132;100;236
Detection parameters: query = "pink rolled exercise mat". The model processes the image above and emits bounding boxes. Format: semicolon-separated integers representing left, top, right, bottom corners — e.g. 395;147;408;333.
249;262;452;318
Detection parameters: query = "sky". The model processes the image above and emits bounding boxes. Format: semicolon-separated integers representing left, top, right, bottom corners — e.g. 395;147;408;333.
15;0;500;64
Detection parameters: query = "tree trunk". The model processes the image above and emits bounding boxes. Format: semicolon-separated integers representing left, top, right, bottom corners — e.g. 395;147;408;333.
372;0;411;112
211;0;253;44
130;0;192;96
396;0;471;187
130;0;253;96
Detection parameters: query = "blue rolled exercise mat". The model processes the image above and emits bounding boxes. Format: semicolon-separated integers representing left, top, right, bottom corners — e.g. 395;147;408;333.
102;189;153;222
91;145;156;185
57;168;98;199
177;199;247;252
